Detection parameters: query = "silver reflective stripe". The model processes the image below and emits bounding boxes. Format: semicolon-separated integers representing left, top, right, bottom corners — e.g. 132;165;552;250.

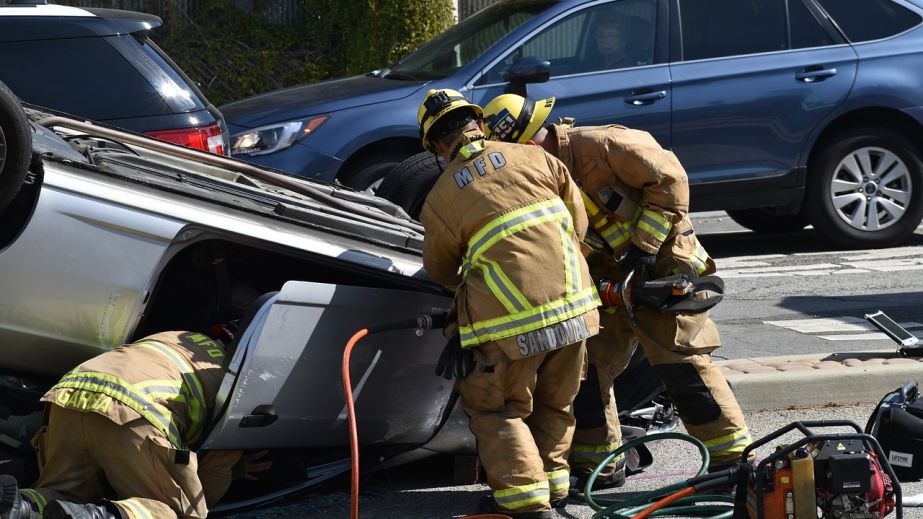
478;257;529;313
494;487;550;507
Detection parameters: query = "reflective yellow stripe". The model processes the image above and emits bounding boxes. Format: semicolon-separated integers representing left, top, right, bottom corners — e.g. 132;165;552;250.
691;241;710;275
117;498;155;519
477;257;531;313
558;216;580;295
636;209;672;243
458;287;600;347
571;442;624;464
546;469;570;493
580;190;602;218
20;489;45;513
464;199;570;272
458;197;597;347
598;219;632;249
494;480;550;510
703;428;752;457
458;140;484;160
584;229;608;252
137;341;207;446
53;371;185;449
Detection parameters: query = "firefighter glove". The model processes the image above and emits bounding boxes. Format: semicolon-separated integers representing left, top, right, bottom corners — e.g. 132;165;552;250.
435;333;473;380
621;243;657;275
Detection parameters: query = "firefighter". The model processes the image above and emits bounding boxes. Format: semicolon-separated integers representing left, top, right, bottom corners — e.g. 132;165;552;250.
418;89;600;518
482;93;752;490
0;330;271;519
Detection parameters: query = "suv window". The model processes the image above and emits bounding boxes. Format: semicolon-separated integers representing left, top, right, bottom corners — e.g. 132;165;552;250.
789;0;835;49
482;0;656;84
677;0;786;60
0;34;197;120
389;0;555;80
814;0;921;42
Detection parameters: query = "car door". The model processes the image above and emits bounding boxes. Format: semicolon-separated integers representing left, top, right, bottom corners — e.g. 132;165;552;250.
202;280;454;450
468;0;672;148
668;0;858;206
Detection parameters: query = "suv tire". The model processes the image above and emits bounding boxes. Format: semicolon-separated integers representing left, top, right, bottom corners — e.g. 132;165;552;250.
376;151;444;220
0;81;30;213
342;151;417;191
807;126;923;249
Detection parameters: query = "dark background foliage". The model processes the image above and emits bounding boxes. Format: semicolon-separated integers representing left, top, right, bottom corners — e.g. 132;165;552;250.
61;0;455;105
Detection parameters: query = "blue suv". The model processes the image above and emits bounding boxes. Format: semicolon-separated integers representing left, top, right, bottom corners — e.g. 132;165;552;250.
221;0;923;248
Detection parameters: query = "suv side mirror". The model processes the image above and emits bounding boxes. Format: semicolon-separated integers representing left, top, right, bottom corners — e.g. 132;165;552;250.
505;57;551;97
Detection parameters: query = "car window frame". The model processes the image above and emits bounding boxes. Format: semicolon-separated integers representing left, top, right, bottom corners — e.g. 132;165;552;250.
807;0;923;45
668;0;848;64
468;0;669;91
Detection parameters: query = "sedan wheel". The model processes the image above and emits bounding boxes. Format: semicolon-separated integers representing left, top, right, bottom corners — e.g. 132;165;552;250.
807;126;923;248
0;80;31;212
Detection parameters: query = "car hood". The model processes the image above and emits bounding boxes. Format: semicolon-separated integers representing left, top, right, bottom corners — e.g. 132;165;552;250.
220;74;428;129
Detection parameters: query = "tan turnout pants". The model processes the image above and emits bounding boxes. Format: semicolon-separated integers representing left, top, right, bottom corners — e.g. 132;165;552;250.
572;303;751;473
25;405;207;519
459;339;586;513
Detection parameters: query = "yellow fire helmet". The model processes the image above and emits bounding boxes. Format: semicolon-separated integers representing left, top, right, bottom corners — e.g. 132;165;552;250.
483;94;555;143
417;89;484;152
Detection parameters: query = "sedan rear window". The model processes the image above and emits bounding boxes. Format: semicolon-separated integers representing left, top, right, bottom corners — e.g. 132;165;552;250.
814;0;922;42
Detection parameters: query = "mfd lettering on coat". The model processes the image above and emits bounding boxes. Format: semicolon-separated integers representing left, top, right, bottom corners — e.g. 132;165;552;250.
453;152;507;189
515;315;592;357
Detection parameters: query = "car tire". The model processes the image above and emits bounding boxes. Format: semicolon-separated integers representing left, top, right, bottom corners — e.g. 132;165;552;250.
726;207;807;234
340;151;416;191
0;81;31;213
375;151;444;220
806;126;923;249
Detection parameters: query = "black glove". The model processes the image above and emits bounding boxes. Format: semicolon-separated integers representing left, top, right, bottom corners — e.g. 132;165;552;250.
434;332;474;380
620;244;657;275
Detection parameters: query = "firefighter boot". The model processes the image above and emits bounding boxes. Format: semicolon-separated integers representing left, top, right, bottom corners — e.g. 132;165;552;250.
0;475;38;519
43;500;125;519
476;495;557;518
570;458;626;494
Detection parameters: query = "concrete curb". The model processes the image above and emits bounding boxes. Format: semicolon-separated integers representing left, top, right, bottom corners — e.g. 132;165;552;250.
717;350;923;411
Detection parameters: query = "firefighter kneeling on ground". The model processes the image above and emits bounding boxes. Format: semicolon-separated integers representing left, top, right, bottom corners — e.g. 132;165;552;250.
418;88;600;518
0;330;272;519
482;94;753;491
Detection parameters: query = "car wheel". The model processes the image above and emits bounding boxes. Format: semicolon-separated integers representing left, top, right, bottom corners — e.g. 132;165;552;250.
340;151;416;191
0;81;31;213
725;207;807;234
807;126;923;248
375;151;444;220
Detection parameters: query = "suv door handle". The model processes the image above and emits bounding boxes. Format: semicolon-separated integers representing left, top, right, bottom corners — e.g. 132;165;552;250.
795;67;837;83
625;90;667;105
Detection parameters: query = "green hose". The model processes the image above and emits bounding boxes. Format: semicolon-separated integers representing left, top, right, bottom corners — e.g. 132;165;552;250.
572;432;738;519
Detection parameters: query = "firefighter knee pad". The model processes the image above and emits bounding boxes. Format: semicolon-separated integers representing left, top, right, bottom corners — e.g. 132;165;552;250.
573;365;607;429
652;363;720;425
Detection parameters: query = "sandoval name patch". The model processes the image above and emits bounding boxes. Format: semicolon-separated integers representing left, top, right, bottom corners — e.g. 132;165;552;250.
516;314;592;357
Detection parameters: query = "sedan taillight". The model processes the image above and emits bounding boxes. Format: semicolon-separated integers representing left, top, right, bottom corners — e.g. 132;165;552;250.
145;123;226;155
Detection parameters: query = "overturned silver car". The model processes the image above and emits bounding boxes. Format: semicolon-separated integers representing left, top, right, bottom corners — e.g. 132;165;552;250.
0;81;463;510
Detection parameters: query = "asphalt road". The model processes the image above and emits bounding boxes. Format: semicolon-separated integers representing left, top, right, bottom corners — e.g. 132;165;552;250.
224;214;923;519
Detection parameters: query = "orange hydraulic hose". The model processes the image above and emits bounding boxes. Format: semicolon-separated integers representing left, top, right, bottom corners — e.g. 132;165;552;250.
342;328;369;519
632;486;696;519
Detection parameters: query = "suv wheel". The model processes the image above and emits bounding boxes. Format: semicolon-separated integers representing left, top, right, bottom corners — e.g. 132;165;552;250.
807;126;923;248
376;151;444;220
726;207;807;234
0;81;30;213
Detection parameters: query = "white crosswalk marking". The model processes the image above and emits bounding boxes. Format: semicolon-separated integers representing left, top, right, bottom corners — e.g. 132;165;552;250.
715;246;923;279
765;317;923;341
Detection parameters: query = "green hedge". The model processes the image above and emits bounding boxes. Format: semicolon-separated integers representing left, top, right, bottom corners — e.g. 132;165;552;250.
147;0;455;105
